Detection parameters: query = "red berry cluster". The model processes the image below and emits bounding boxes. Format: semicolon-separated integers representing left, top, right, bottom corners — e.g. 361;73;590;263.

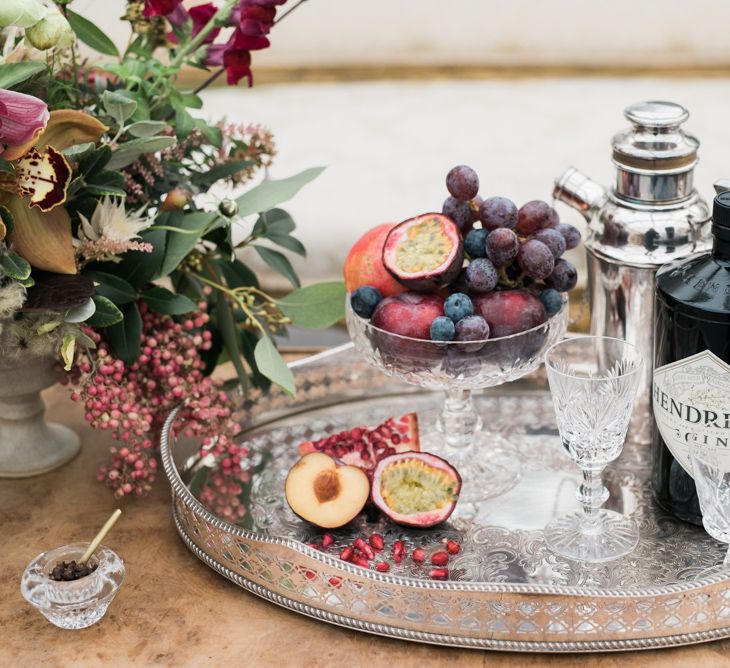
69;300;246;502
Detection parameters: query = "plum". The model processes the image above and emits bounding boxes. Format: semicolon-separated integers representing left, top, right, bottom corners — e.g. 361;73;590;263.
371;291;445;340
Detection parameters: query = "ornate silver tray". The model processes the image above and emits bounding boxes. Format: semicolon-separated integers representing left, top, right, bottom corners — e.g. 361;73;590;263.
160;343;730;652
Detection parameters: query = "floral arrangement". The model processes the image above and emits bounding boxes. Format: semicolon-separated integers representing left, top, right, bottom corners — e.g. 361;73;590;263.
0;0;343;497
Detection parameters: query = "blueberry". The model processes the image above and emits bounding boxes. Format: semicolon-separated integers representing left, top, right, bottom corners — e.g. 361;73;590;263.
454;314;490;351
464;228;488;259
430;316;456;341
444;292;474;323
465;258;498;293
350;285;383;318
539;288;563;317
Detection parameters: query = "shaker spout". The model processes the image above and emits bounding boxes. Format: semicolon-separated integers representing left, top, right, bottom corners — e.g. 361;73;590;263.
713;179;730;194
553;167;608;222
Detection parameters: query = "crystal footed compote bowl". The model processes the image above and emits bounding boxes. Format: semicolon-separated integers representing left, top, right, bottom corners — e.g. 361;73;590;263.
346;296;568;510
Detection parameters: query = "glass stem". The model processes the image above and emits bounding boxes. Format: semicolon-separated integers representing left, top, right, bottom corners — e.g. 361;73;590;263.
436;388;482;455
723;544;730;569
576;466;609;532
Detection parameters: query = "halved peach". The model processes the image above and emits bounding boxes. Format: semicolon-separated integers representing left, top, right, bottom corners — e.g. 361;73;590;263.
285;452;370;529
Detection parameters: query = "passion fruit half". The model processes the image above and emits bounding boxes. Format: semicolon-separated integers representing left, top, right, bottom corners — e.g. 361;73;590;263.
371;451;461;527
382;214;464;291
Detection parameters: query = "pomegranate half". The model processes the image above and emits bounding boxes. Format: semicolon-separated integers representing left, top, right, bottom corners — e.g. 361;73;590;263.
371;451;461;527
382;213;464;291
298;413;420;477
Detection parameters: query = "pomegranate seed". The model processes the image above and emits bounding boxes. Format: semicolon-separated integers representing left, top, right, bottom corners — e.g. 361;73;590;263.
429;568;449;580
393;555;402;564
446;540;461;555
411;547;426;563
340;546;354;562
369;534;384;551
322;533;334;549
431;551;449;566
352;555;370;568
328;576;342;587
354;537;373;559
375;562;390;572
393;540;405;558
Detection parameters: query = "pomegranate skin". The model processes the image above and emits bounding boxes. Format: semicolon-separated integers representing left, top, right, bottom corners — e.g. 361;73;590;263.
370;292;445;340
472;289;546;338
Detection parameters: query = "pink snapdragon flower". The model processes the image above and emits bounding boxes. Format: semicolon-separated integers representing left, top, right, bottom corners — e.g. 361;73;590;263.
0;89;49;157
143;0;182;18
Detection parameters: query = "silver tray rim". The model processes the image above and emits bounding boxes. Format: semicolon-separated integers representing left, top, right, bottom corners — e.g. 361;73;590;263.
160;343;730;599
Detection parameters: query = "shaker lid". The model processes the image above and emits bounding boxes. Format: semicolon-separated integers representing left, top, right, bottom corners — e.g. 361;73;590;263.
612;101;699;172
713;191;730;237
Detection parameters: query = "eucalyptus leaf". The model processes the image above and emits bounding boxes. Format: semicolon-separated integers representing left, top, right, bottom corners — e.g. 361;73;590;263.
106;136;176;170
0;62;45;89
84;270;136;304
256;208;295;236
276;282;346;329
86;295;124;327
62;142;95;159
141;286;196;315
67;10;120;57
235;167;325;218
254;335;295;398
253;246;300;288
191;160;253;188
267;233;306;256
0;251;31;281
216;291;249;391
102;90;137;126
158;211;216;277
106;302;142;364
65;297;96;324
126;121;169;138
175;107;195;138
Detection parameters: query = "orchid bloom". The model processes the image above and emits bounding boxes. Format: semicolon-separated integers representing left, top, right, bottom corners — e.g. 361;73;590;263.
0;89;49;159
0;101;107;275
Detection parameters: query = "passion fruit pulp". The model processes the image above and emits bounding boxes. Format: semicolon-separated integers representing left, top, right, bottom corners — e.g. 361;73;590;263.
382;214;464;291
371;451;461;527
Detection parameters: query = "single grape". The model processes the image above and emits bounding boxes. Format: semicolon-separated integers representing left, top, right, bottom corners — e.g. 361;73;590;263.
517;239;555;280
442;196;474;233
455;314;490;351
486;227;519;267
479;196;518;231
539;288;563;317
516;200;552;235
444;292;474;322
556;223;581;250
350;285;383;318
430;316;456;341
446;165;479;201
464;228;488;258
546;259;578;292
533;228;566;260
465;257;498;293
545;207;560;229
469;195;483;223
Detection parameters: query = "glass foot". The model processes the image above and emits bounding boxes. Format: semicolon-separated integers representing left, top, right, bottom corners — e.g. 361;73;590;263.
544;509;639;563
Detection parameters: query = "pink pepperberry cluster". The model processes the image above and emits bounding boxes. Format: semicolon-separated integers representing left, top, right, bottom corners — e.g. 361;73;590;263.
69;300;247;502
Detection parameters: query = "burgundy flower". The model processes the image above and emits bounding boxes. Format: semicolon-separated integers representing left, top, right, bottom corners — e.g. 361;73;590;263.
143;0;183;18
189;3;220;43
239;4;276;36
223;46;253;86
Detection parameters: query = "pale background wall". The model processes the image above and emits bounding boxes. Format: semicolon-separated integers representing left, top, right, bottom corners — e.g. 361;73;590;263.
73;1;730;284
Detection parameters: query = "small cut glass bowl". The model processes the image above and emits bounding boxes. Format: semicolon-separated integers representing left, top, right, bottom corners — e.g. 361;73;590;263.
346;295;568;510
21;542;125;630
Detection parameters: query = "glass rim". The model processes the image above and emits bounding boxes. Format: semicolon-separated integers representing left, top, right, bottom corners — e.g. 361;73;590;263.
345;293;567;345
544;335;644;381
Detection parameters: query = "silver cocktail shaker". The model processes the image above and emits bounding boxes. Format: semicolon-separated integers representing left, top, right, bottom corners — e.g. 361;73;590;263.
553;101;711;445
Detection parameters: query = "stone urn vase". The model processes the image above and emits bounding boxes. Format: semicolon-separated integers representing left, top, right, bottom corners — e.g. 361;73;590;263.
0;355;80;477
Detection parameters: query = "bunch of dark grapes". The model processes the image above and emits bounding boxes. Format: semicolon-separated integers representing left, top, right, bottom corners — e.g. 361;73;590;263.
442;165;580;299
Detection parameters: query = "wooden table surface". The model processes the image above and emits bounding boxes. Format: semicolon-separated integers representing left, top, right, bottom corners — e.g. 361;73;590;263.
3;382;730;668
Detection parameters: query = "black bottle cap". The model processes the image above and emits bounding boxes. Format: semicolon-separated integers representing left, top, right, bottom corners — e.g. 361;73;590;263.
712;191;730;240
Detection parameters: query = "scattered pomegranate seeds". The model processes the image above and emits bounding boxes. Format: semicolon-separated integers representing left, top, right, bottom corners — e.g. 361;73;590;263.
431;551;449;566
354;538;374;559
369;533;384;551
352;555;370;568
429;568;449;581
328;576;342;587
322;534;334;549
445;540;461;555
375;562;390;572
411;547;426;563
340;546;354;562
393;540;405;559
